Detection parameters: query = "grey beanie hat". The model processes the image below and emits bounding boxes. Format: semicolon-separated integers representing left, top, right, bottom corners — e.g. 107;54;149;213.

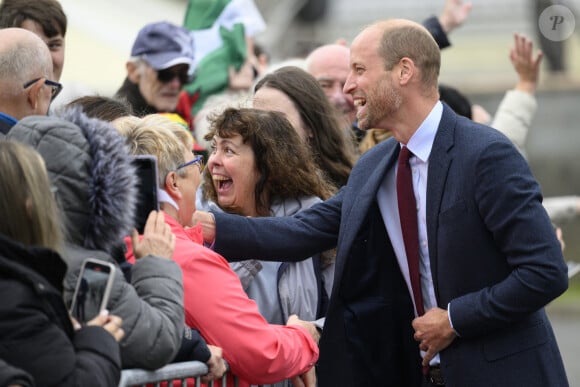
8;106;138;254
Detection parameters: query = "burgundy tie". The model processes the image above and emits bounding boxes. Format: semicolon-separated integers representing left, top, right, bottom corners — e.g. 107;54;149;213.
397;146;425;316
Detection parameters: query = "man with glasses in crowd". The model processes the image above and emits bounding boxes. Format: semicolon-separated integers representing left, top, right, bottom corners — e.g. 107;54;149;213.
115;21;195;120
0;27;61;137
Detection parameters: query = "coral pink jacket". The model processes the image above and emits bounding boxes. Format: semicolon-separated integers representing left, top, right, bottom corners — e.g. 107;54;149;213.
127;214;318;386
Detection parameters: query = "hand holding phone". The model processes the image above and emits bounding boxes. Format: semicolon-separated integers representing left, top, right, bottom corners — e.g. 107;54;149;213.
131;210;175;260
69;258;116;323
87;311;125;342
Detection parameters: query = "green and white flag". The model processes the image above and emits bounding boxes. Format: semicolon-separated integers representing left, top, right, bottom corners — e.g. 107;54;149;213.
183;0;266;115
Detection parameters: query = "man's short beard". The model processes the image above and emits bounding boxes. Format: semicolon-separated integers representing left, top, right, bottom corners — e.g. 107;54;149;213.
359;80;402;130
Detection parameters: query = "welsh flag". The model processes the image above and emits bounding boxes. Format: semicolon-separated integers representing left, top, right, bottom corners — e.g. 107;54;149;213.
182;0;266;116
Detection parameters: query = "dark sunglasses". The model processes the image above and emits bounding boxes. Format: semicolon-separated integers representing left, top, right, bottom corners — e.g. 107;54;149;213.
157;68;193;85
23;77;63;102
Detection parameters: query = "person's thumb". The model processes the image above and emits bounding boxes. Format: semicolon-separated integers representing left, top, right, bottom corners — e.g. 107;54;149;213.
87;309;109;326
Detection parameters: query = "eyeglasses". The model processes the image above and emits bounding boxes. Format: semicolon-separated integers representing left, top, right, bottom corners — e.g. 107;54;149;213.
23;78;63;102
157;68;193;85
175;154;204;173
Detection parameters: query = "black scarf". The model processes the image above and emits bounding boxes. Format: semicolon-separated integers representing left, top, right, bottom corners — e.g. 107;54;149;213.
114;77;161;117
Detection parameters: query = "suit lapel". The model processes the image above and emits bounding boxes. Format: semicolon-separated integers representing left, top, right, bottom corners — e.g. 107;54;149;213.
333;139;400;294
426;104;456;299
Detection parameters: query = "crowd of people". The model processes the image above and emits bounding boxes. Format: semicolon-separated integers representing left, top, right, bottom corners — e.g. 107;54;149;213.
0;0;576;386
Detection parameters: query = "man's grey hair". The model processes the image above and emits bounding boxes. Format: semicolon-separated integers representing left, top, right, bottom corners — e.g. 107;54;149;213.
0;37;52;94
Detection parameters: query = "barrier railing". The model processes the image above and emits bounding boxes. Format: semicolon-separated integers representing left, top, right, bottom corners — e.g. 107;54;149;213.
118;361;239;387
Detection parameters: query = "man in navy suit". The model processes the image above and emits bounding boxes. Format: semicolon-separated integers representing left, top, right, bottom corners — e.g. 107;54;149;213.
199;18;569;387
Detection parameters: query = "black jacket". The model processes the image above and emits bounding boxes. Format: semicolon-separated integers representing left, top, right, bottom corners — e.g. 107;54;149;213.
0;234;121;387
0;359;34;387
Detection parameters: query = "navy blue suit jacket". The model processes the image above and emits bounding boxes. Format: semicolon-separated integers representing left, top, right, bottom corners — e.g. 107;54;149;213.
214;105;569;387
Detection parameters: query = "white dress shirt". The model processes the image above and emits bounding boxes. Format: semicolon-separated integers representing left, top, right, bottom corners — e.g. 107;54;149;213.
377;100;443;364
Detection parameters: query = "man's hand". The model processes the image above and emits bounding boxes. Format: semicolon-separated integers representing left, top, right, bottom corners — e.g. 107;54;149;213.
438;0;472;34
132;211;175;260
510;33;543;94
200;345;227;383
412;307;456;366
192;210;216;245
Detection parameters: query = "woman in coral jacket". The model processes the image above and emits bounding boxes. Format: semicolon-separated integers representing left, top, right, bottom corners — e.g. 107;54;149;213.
116;113;319;387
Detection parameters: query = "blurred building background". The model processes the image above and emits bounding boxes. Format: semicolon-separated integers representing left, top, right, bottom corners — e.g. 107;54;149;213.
58;0;580;93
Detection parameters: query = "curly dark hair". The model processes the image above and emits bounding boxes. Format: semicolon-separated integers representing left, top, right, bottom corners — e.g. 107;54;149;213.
254;66;357;189
202;107;336;216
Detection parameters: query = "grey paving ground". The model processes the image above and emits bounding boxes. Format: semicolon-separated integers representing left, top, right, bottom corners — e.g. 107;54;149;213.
548;304;580;387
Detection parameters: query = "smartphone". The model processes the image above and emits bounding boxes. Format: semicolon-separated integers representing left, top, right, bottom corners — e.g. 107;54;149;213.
133;155;159;234
69;258;116;323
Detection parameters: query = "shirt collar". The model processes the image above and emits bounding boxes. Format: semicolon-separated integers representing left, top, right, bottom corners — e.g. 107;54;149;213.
404;101;443;162
158;188;179;210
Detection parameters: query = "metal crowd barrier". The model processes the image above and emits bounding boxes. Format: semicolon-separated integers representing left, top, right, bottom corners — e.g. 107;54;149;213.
118;360;239;387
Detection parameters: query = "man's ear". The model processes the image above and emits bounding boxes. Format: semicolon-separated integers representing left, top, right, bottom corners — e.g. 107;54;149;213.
26;80;44;111
398;57;415;85
165;171;182;200
127;61;141;83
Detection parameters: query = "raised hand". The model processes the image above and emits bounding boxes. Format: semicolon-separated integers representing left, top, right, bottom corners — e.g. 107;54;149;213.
438;0;473;33
228;59;255;91
510;33;543;94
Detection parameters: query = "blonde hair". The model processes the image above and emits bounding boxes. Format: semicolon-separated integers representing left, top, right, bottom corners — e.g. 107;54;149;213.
142;113;194;151
358;129;392;154
0;141;64;253
113;114;189;186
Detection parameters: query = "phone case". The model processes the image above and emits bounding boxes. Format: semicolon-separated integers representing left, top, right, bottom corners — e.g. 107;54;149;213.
133;155;160;234
69;258;116;322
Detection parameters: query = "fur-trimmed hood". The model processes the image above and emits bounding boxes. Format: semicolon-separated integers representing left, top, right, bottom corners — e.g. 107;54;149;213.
8;107;137;255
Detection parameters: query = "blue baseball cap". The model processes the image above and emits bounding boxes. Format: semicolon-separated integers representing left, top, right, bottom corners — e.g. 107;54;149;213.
131;21;194;71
